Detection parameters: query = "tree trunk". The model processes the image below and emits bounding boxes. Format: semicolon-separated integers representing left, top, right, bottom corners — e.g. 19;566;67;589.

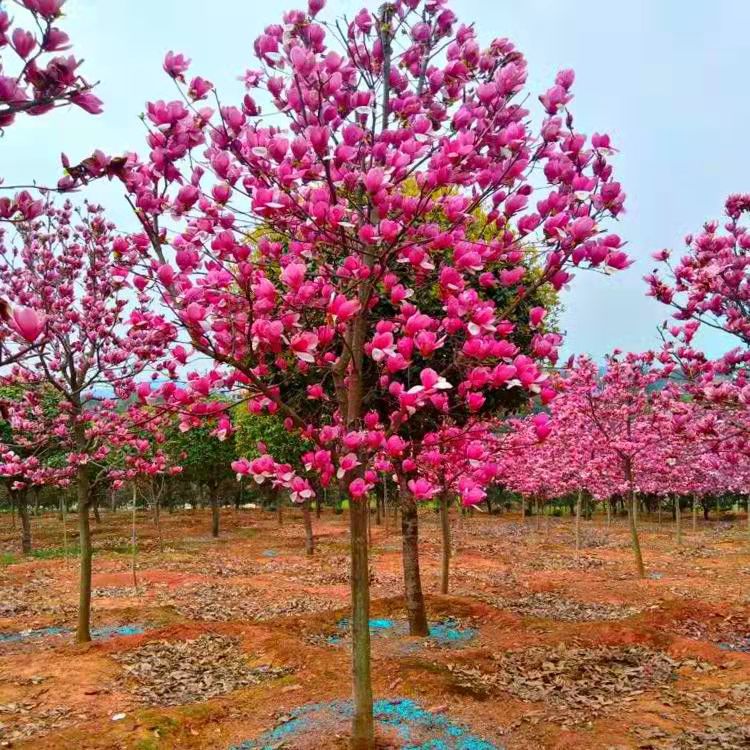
93;493;102;524
210;485;220;538
349;494;373;749
628;487;645;579
439;493;451;595
61;496;69;561
399;482;429;637
131;483;138;591
18;490;31;554
692;495;697;532
383;477;388;532
605;497;612;527
76;464;93;643
574;489;582;554
276;494;283;527
675;495;682;546
521;495;526;521
316;489;322;519
302;498;314;556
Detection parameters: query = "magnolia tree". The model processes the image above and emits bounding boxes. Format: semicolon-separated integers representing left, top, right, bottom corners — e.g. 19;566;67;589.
65;0;628;743
0;201;175;641
647;194;750;346
647;195;750;471
0;377;66;552
0;0;102;368
539;354;681;577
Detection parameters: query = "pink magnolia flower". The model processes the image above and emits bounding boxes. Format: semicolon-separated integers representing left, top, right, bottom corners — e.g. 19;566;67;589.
11;306;45;342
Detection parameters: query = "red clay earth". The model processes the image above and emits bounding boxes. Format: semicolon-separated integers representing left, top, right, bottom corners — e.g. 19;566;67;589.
0;506;749;749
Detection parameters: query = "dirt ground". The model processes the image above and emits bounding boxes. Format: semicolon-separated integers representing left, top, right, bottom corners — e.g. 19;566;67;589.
1;505;749;749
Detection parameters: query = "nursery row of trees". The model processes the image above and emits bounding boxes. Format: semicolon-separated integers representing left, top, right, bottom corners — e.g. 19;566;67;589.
0;1;747;748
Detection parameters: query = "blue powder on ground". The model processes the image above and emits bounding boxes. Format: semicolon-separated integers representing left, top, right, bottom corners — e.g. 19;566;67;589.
327;618;475;647
231;698;498;750
0;624;145;643
92;624;145;638
428;618;477;646
261;549;278;557
0;626;68;643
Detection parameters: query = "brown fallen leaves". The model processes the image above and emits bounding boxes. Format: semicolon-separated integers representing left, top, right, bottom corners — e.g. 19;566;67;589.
160;583;338;622
485;592;641;622
114;634;290;706
447;644;707;720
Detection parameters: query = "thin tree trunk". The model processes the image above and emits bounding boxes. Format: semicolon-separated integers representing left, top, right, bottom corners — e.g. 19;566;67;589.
61;496;68;561
692;494;697;532
131;484;138;591
19;489;31;554
93;493;101;524
276;494;283;527
521;495;526;521
383;477;388;532
210;485;220;538
605;497;612;527
154;493;163;553
675;495;682;546
627;485;645;579
349;494;373;748
76;463;93;643
302;498;314;556
316;489;322;519
574;489;582;554
439;493;451;595
399;481;429;637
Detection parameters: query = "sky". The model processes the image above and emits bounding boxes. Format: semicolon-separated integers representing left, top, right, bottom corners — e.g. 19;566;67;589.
3;0;748;360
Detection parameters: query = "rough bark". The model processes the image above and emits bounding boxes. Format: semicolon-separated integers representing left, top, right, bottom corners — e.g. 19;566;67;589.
399;479;429;637
76;462;93;643
625;460;645;579
349;493;373;748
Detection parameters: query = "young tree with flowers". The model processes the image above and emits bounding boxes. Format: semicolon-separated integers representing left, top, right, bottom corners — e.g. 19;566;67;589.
0;201;174;642
65;0;628;742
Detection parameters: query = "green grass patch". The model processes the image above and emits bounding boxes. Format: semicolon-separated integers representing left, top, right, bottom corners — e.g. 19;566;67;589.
0;552;16;566
30;545;80;559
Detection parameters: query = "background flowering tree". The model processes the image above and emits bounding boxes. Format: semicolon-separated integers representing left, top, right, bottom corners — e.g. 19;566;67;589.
647;194;750;346
65;0;628;744
0;201;174;642
0;0;102;368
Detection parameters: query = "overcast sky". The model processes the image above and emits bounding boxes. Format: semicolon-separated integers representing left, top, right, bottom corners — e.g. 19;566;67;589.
3;0;747;359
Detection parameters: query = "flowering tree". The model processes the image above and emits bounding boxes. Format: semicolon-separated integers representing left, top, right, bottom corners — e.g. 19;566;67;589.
0;0;102;369
0;201;174;642
541;354;680;577
647;194;750;346
65;0;628;743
